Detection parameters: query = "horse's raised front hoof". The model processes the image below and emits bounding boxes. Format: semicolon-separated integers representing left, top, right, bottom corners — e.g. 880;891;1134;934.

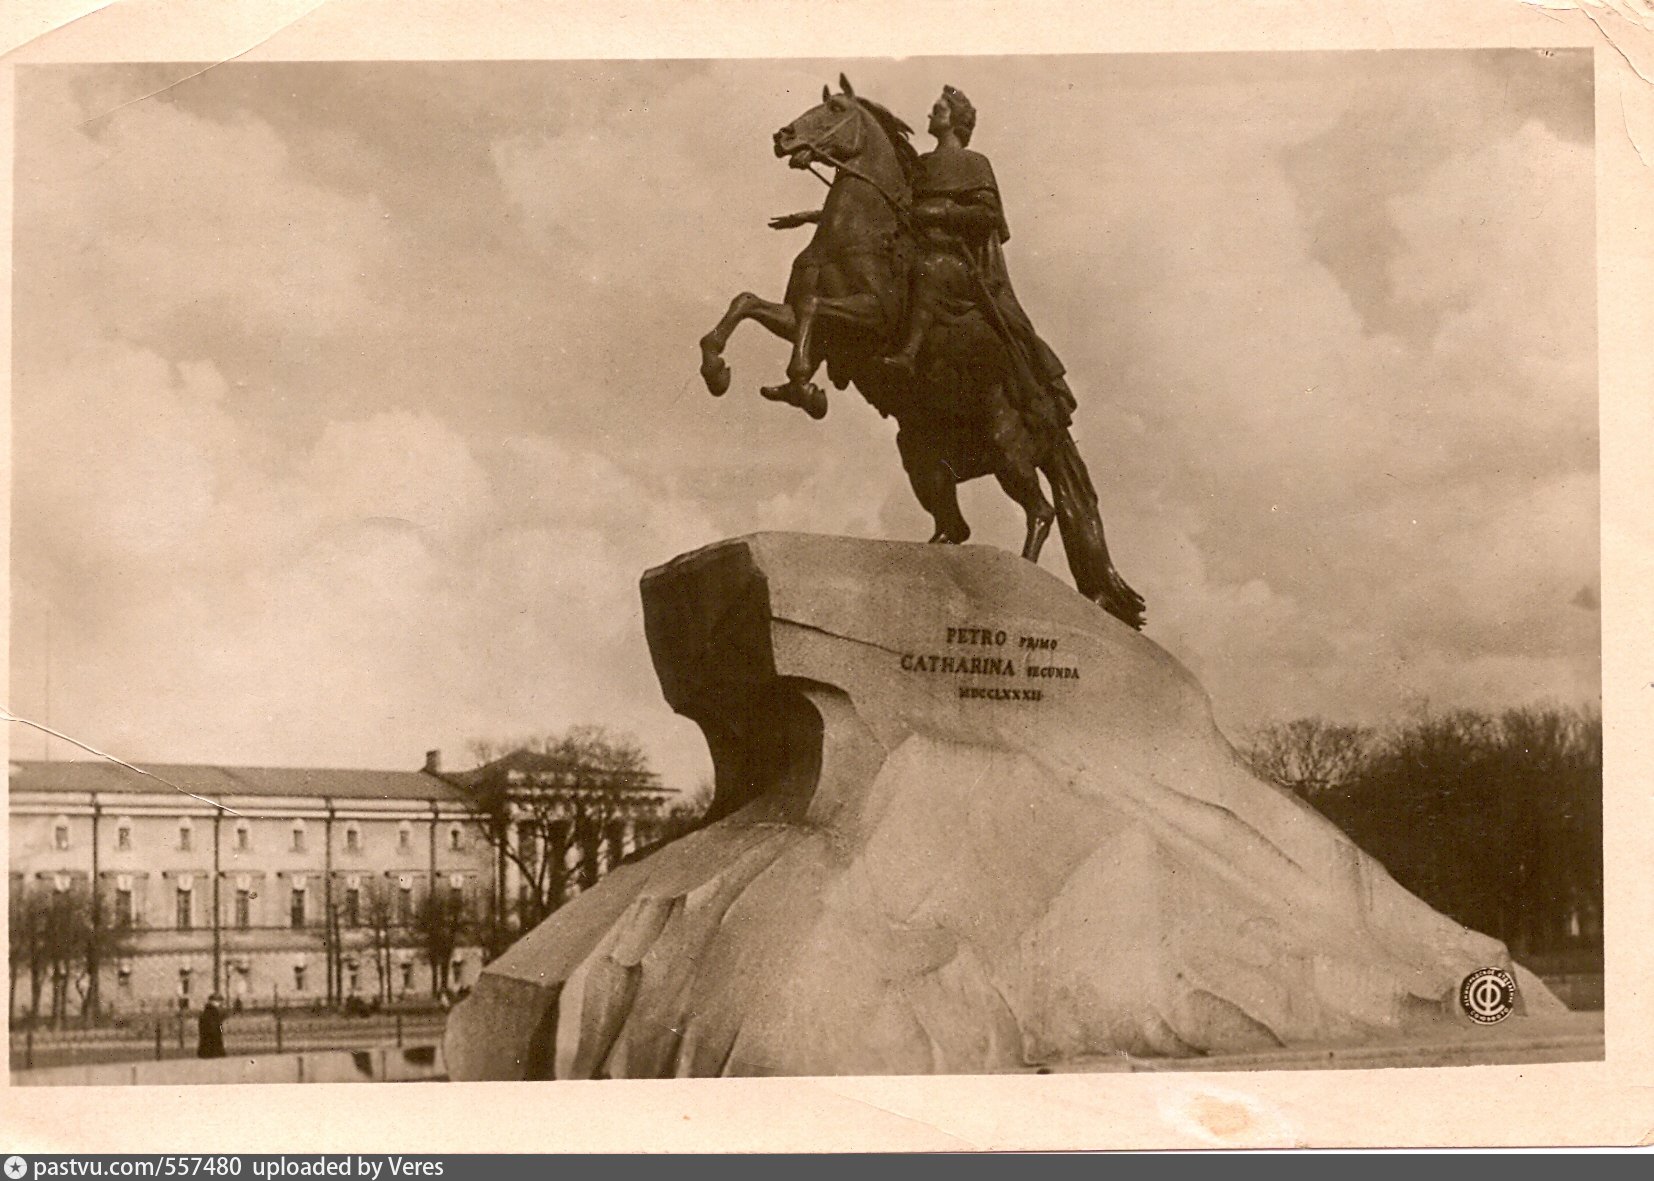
698;342;732;397
760;381;828;420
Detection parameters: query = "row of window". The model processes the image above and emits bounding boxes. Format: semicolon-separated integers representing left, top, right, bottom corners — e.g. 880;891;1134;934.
49;816;472;854
122;879;472;932
160;957;464;999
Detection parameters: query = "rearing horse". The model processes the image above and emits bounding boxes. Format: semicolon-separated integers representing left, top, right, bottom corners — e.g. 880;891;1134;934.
698;76;1145;630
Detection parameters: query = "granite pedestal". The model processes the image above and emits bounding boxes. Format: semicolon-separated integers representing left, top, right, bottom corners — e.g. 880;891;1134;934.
444;533;1563;1079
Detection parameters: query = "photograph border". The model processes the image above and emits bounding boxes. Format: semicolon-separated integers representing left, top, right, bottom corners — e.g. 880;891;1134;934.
1;0;1649;1152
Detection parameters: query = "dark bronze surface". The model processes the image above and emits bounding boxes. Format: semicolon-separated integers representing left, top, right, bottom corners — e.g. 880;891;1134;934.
699;77;1145;629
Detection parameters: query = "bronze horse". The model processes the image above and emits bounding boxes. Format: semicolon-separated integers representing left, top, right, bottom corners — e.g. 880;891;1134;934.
698;77;1145;629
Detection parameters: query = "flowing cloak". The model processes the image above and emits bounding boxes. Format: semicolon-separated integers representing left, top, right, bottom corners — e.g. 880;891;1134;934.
913;146;1068;389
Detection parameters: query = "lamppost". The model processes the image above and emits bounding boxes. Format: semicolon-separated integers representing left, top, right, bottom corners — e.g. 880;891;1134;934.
211;808;223;996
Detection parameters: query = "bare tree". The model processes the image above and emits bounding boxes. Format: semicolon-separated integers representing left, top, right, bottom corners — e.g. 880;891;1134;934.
466;737;509;767
1242;718;1374;799
362;878;399;1006
1488;704;1603;955
657;777;714;844
9;881;52;1025
459;725;666;944
1263;704;1603;962
9;881;127;1027
412;885;469;998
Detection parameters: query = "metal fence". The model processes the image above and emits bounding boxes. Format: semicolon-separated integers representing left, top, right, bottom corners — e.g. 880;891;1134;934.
9;1008;449;1071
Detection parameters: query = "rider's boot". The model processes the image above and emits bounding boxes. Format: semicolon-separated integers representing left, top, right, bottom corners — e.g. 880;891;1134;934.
882;306;933;376
881;348;918;376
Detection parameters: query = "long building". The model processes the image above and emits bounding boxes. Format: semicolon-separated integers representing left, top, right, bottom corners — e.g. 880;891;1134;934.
9;751;675;1018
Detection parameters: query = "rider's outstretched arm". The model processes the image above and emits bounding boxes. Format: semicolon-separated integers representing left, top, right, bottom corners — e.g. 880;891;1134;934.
769;209;822;230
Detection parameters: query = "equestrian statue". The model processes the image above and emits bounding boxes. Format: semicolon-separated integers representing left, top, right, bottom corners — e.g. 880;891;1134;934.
698;77;1146;629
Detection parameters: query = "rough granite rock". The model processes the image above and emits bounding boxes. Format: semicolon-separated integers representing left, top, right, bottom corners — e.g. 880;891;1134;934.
444;533;1564;1079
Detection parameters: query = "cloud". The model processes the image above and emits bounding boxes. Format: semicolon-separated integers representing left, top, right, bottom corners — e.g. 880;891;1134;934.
1387;120;1595;472
299;412;498;547
17;89;392;356
980;53;1600;738
14;351;722;783
1279;48;1591;342
14;343;239;572
10;54;1598;791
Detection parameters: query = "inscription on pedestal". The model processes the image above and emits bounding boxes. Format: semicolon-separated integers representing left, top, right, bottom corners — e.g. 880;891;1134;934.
897;626;1081;703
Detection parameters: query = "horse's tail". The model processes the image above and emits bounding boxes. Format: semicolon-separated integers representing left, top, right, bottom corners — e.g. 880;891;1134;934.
1044;432;1146;630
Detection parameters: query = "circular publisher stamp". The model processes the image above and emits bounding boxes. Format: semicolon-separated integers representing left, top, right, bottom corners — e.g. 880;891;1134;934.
1460;967;1518;1024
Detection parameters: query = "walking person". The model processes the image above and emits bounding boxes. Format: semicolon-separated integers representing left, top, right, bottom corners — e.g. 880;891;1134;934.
197;992;227;1059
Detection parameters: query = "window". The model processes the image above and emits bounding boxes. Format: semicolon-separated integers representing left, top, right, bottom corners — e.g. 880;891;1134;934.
290;820;306;852
398;881;413;924
397;821;412;851
235;820;250;852
448;823;463;852
399;961;413;992
53;817;70;851
175;884;193;931
116;820;133;851
178;820;193;852
448;880;465;915
178;967;192;999
345;886;361;928
344;823;361;853
347;961;360;994
289;885;306;929
235;889;251;930
114;888;134;928
293;963;307;993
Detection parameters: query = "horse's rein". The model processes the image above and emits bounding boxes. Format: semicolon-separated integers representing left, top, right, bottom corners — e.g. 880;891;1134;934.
793;107;915;227
805;145;914;225
795;114;1037;384
796;106;861;167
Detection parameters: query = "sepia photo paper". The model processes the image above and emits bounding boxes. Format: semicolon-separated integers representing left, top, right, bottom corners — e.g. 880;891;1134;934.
1;0;1652;1153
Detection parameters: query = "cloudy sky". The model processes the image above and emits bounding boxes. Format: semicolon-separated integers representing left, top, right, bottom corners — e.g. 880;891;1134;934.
9;50;1597;791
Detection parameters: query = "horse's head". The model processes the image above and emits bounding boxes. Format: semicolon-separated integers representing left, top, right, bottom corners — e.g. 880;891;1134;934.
773;74;870;170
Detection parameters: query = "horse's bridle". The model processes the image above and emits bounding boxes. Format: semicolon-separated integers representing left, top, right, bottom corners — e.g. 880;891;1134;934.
789;104;862;172
789;103;913;222
790;102;1035;388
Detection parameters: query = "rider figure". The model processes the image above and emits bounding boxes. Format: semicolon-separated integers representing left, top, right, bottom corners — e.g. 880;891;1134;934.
882;86;1076;424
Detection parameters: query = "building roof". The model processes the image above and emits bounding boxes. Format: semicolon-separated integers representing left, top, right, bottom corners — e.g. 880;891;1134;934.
8;759;466;804
444;749;671;798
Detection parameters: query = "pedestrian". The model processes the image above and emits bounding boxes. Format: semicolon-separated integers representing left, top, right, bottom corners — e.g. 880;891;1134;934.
197;992;227;1059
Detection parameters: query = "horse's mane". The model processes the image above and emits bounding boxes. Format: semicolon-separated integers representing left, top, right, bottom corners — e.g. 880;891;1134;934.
852;96;920;186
